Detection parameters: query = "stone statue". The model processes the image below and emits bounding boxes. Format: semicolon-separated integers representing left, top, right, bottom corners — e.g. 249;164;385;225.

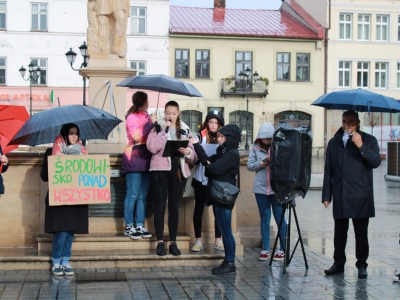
87;0;130;58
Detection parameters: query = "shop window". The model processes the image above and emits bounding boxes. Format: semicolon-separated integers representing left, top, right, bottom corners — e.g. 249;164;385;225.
181;110;202;135
130;7;146;34
31;3;47;31
229;110;253;149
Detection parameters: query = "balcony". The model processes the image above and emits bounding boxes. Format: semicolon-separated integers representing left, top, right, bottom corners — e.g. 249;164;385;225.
220;79;268;97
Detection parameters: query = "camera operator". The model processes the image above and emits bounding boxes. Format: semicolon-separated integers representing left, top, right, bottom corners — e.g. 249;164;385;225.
322;110;381;279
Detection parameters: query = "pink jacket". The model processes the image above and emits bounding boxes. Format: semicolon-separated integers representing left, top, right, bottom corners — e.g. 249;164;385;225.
146;118;197;178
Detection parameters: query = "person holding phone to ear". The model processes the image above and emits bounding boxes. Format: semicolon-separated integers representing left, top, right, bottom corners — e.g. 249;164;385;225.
247;122;286;262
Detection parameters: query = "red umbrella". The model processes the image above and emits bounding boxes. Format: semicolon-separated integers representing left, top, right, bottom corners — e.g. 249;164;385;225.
0;105;29;154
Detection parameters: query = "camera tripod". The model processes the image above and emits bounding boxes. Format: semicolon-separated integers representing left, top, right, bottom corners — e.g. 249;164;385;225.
269;199;309;273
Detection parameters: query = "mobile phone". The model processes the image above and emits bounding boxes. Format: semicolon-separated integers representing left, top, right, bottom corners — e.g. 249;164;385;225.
262;156;269;163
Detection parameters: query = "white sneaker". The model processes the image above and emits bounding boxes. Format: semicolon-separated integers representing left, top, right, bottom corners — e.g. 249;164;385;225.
52;263;63;276
214;240;224;251
192;240;202;252
393;274;400;282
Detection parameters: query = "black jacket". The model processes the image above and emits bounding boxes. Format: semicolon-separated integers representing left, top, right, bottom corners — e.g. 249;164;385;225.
193;128;240;210
41;147;89;234
0;145;8;194
322;128;381;219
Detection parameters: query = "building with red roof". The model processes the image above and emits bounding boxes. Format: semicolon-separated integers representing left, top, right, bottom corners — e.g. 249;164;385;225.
169;0;327;154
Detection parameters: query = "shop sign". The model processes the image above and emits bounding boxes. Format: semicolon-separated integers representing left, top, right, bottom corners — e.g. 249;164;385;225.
0;93;50;102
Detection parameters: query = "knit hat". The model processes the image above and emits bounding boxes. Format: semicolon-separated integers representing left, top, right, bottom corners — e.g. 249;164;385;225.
201;110;225;130
255;122;275;140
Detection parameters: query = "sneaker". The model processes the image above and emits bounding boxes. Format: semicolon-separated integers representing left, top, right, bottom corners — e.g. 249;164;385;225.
214;240;224;251
52;264;63;276
192;240;203;252
212;260;236;275
124;226;141;240
273;251;285;261
136;226;152;238
393;274;400;282
61;263;74;276
259;250;270;261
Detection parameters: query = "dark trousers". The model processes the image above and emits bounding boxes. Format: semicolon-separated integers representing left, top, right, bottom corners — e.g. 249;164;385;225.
334;218;369;269
153;159;182;241
193;183;221;239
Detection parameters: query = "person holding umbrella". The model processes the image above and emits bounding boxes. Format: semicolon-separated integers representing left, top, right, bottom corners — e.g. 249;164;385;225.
0;140;9;200
322;110;381;279
146;101;197;256
191;110;224;252
44;123;89;276
121;91;157;240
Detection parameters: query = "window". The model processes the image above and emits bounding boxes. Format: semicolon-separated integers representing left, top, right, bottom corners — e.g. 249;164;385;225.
397;63;400;88
229;110;253;149
181;110;203;135
375;62;387;88
0;2;6;30
130;7;146;34
338;61;351;87
296;53;310;81
357;62;369;88
195;50;210;79
274;111;311;129
357;14;370;41
30;58;47;85
339;13;352;40
0;57;5;84
130;61;146;75
31;3;47;31
175;49;189;78
398;15;400;41
376;15;389;41
235;51;252;79
277;52;290;81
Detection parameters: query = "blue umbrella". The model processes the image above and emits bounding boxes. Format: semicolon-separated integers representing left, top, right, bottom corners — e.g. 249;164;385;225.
117;74;203;110
311;89;400;113
9;105;122;146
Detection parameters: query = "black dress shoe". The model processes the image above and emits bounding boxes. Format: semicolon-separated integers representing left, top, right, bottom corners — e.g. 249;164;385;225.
156;242;166;256
324;265;344;275
212;260;236;275
358;267;368;278
169;242;181;256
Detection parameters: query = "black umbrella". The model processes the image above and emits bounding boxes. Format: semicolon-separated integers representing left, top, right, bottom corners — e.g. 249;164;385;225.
117;74;203;110
9;105;122;146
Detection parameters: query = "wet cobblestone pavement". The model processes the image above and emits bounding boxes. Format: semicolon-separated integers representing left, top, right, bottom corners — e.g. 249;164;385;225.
0;159;399;299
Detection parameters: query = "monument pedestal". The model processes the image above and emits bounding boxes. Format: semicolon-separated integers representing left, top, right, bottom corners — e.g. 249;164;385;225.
79;57;134;154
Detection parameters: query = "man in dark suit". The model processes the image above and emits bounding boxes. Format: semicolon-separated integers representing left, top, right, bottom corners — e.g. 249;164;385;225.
322;110;381;279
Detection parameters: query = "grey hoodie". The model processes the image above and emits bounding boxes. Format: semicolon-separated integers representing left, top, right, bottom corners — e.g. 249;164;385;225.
247;123;275;195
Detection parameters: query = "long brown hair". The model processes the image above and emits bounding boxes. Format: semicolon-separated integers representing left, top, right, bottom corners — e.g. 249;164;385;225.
165;100;181;140
125;91;148;119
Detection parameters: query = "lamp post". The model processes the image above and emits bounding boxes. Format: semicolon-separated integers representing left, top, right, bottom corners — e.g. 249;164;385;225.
19;63;42;116
65;41;88;106
239;67;260;150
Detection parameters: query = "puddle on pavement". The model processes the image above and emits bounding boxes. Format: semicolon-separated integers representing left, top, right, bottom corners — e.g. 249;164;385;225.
75;272;127;282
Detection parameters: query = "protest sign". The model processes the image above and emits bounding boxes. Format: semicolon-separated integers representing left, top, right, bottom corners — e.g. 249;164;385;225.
48;155;111;206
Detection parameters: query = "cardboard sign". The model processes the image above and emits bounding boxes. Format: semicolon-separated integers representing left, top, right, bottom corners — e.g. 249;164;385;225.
48;155;111;206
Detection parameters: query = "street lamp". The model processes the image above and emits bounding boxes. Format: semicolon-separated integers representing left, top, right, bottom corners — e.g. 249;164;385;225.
65;41;88;106
19;63;42;116
239;67;260;150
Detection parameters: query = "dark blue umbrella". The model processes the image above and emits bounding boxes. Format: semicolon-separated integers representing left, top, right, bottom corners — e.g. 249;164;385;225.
9;105;122;146
117;74;203;110
311;89;400;113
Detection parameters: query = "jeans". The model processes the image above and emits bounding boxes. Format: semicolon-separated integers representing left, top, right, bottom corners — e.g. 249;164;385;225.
214;205;235;263
255;194;286;252
193;183;221;239
153;159;182;241
52;231;74;265
124;172;152;228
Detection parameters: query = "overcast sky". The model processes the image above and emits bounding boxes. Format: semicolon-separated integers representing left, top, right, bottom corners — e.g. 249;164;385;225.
169;0;282;9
